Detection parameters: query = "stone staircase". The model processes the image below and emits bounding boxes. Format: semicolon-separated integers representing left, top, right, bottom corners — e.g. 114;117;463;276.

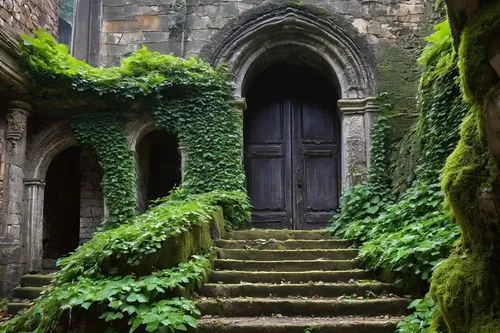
193;229;411;333
6;261;57;315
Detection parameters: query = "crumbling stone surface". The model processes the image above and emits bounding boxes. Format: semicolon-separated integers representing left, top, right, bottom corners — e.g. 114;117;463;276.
0;0;58;36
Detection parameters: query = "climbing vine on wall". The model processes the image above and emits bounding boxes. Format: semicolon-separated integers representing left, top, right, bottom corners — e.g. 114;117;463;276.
330;20;466;299
72;112;137;225
20;30;248;227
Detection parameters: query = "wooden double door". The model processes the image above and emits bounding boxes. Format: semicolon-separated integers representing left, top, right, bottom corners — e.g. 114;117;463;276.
244;66;340;229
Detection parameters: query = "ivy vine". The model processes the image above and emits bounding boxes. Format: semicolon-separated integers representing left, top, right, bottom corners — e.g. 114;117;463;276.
20;30;247;226
72;112;137;225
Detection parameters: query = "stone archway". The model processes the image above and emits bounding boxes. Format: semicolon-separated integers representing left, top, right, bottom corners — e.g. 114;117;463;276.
24;121;104;271
205;5;379;193
126;120;187;212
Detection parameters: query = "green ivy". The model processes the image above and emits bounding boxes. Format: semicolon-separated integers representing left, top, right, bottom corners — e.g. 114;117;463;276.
330;20;465;288
1;31;252;332
0;255;209;333
72;112;137;225
20;30;248;227
397;294;437;333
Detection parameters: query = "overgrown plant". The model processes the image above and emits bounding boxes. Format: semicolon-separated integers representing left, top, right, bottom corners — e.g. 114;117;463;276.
330;20;465;293
0;31;251;332
21;30;247;226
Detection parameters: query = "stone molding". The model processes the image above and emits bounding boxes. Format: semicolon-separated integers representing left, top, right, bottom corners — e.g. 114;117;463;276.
0;25;28;92
209;6;375;100
337;97;378;115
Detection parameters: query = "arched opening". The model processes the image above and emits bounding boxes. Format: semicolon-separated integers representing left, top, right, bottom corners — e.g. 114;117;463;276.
136;130;181;211
43;147;81;263
244;62;341;230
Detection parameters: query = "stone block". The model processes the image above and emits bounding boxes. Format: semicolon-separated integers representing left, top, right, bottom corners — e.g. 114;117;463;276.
103;5;163;20
103;15;172;32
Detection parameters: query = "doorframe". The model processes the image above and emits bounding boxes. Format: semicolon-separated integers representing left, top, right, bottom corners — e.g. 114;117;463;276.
209;6;379;192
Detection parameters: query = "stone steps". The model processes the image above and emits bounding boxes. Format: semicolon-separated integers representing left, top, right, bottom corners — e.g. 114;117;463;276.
7;273;54;315
195;316;402;333
193;229;411;333
218;249;359;261
216;239;351;250
213;259;360;271
202;282;398;298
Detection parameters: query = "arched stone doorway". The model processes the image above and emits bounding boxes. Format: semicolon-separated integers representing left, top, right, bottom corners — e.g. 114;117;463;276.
42;147;81;265
206;6;379;195
136;130;181;212
23;122;104;272
245;63;341;229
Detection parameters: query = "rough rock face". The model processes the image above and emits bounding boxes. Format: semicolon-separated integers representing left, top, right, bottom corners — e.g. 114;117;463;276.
0;0;58;36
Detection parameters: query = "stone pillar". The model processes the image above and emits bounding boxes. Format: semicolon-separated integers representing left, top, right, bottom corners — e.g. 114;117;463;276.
79;149;104;244
178;142;188;182
338;97;379;191
23;179;45;272
0;100;31;295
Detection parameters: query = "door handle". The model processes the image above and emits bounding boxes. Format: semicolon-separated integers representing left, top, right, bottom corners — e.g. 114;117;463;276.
296;169;303;188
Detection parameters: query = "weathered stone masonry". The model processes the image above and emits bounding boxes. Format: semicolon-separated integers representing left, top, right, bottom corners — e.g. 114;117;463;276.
0;0;433;297
0;0;58;36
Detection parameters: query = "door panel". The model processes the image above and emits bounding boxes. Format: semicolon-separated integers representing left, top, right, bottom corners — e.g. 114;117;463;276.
245;98;293;229
293;98;340;230
245;71;339;230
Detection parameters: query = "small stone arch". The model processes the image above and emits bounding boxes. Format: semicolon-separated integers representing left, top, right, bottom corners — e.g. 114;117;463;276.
126;120;187;212
24;121;104;272
25;121;78;181
202;5;376;99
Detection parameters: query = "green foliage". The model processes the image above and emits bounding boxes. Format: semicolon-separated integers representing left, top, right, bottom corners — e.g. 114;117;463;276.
397;294;437;333
327;94;394;236
20;30;248;227
72;112;137;225
2;32;253;332
0;256;208;333
429;3;500;332
330;19;465;288
56;190;247;284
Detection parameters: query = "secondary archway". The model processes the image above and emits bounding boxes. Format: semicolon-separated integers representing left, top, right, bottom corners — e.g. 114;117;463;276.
136;130;181;211
245;63;341;230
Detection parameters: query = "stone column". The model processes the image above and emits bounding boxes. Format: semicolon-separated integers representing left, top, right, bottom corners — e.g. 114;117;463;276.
23;179;45;272
1;100;31;295
338;97;379;191
3;101;31;240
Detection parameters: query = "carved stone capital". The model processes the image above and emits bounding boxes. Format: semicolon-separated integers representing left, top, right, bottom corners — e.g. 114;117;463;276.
337;97;378;116
5;101;31;142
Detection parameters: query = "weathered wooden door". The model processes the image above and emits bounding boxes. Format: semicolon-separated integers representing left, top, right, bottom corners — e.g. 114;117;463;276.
245;66;340;229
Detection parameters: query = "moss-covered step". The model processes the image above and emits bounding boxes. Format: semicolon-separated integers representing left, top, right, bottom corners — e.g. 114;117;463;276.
226;229;332;240
208;270;368;283
20;274;54;287
202;282;398;298
213;259;359;272
218;249;358;261
215;239;351;250
6;301;32;315
12;286;45;300
197;297;411;317
192;316;401;333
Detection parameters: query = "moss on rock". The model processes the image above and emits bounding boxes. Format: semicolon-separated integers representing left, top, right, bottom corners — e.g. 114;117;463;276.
430;1;500;331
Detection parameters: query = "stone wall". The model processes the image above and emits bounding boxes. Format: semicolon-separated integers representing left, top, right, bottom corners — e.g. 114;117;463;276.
99;0;430;66
79;149;104;243
0;0;58;36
